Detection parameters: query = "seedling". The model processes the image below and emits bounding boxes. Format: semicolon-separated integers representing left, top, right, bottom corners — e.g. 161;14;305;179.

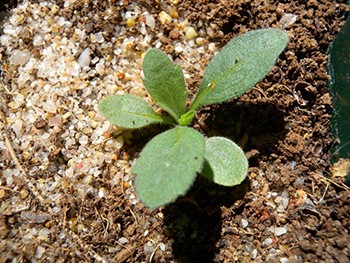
98;29;289;208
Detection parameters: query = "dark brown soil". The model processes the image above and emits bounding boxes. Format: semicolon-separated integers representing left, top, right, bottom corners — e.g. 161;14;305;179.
0;0;17;12
1;1;350;263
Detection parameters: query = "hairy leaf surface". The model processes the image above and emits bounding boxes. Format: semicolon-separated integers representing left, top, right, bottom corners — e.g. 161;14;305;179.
98;94;172;129
133;126;205;208
143;49;187;119
202;137;248;186
191;29;289;109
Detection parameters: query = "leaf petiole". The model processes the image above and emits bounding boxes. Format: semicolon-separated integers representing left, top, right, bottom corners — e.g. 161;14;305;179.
178;110;195;126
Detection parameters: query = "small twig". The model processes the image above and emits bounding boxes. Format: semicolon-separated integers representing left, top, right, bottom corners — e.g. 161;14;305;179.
318;181;330;204
5;134;23;169
94;206;110;238
0;186;19;192
101;213;110;238
78;196;85;226
0;79;12;94
318;173;350;191
62;206;68;232
179;55;201;72
252;86;268;98
25;92;41;114
9;205;31;214
121;170;125;194
0;94;6;103
127;206;138;225
18;226;25;244
5;134;45;204
149;243;161;263
115;241;132;253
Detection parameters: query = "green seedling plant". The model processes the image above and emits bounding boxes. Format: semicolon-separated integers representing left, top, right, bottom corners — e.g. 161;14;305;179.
98;28;289;208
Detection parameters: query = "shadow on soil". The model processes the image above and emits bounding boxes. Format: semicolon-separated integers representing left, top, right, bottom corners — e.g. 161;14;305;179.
162;177;249;263
197;101;287;166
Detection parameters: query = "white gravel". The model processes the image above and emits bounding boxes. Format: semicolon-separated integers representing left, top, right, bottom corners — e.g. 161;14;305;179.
0;1;219;261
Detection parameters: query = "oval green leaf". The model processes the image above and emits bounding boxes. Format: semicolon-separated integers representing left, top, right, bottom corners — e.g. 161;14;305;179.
98;94;173;129
201;137;248;186
132;126;206;208
143;49;187;119
191;28;289;109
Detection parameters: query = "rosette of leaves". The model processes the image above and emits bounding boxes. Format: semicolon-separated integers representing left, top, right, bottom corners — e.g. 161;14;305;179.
98;29;289;208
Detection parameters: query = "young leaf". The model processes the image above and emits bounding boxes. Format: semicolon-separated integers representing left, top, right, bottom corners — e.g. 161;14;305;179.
132;126;206;208
201;137;248;186
143;49;187;120
178;110;195;126
98;94;174;129
191;28;289;109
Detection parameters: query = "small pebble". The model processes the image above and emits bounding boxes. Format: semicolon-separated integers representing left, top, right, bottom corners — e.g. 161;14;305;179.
125;8;140;19
275;227;287;236
35;245;46;259
262;238;273;247
159;242;166;251
241;219;249;228
169;29;180;39
158;11;172;25
38;228;50;241
19;189;29;199
208;42;216;52
45;220;55;228
9;50;30;66
118;237;128;245
79;135;89;145
279;13;297;29
145;14;155;30
251;249;258;259
12;119;23;137
144;241;154;255
10;93;25;109
277;204;285;213
243;244;254;253
42;100;57;113
168;6;179;18
115;136;124;150
174;43;184;53
96;62;105;75
98;187;107;198
52;206;61;213
126;18;136;27
50;4;60;15
195;37;204;45
139;23;147;35
184;26;197;39
78;48;91;67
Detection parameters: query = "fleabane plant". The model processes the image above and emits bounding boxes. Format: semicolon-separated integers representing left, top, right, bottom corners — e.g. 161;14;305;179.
98;29;289;208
